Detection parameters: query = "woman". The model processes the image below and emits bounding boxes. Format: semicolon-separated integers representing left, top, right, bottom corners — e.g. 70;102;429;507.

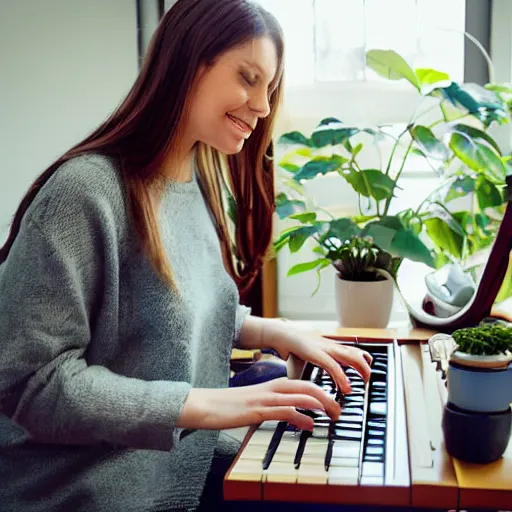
0;0;372;510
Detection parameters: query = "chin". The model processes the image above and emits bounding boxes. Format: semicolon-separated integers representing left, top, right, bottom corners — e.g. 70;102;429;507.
208;138;246;155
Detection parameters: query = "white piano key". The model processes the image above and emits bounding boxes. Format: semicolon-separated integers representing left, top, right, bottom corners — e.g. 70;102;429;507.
276;439;302;454
227;460;263;482
328;466;359;485
239;446;265;461
264;461;298;484
329;456;359;468
297;463;328;484
332;441;360;459
361;461;384;477
360;475;384;486
246;430;275;447
303;441;328;455
312;426;329;438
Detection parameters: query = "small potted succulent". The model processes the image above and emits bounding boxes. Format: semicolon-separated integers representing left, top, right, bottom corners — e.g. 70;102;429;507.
332;236;400;328
441;323;512;463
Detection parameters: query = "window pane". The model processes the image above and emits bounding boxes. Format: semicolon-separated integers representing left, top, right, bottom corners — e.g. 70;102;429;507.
257;0;315;86
416;0;466;81
364;0;419;82
314;0;365;82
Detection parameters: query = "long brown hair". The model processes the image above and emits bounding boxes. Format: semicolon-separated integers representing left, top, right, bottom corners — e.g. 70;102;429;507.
0;0;284;298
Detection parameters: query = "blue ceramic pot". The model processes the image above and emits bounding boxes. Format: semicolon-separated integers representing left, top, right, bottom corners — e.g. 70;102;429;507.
447;360;512;413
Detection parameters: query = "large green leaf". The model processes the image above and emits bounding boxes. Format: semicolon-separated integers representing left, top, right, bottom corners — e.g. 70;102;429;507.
391;229;436;267
366;49;420;90
278;131;313;147
287;258;329;277
445;175;475;202
289;212;317;223
311;121;359;148
343;169;395;200
485;84;512;95
415;68;450;86
363;218;435;267
294;155;347;181
451;124;502;154
319;217;360;245
449;133;507;182
275;193;306;219
410;125;450;160
475;176;505;209
289;225;319;253
435;83;508;127
424;209;466;259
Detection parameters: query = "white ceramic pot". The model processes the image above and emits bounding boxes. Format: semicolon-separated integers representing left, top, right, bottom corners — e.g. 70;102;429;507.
334;275;394;328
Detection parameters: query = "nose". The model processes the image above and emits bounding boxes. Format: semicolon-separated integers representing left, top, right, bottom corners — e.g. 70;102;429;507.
249;88;271;119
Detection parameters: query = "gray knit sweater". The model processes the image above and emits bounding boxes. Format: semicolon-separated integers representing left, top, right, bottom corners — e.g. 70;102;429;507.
0;154;249;511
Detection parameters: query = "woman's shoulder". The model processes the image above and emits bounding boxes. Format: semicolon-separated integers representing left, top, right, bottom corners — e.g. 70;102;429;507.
26;153;128;231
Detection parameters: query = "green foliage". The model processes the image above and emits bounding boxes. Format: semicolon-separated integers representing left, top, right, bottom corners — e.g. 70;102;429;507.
452;323;512;356
274;49;511;290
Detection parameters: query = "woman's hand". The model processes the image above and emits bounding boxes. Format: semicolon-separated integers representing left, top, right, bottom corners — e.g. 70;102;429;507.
177;377;341;432
266;322;373;394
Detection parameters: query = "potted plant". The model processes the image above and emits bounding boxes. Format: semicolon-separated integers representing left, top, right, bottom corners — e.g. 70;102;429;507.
441;323;512;463
332;236;400;328
273;48;512;324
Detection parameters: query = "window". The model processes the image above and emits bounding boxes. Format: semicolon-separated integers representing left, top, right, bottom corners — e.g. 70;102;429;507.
257;0;466;87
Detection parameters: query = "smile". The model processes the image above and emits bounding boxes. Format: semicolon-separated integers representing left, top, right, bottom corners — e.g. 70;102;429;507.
226;114;253;137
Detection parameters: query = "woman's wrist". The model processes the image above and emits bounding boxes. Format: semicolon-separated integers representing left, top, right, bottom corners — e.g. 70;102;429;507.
260;318;298;360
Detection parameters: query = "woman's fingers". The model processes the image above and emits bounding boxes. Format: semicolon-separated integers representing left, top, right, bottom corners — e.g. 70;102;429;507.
260;393;325;413
330;346;373;382
269;378;341;420
262;406;315;431
315;353;352;395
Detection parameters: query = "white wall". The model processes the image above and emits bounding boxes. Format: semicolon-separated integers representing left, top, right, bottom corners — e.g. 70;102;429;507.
0;0;139;243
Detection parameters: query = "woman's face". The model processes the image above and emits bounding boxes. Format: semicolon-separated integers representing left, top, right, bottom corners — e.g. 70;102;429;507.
186;36;278;154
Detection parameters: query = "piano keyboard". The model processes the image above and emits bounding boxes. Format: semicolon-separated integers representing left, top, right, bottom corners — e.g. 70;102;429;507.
225;342;411;506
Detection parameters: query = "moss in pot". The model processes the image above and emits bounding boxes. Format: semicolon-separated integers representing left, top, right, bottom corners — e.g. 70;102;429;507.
450;323;512;369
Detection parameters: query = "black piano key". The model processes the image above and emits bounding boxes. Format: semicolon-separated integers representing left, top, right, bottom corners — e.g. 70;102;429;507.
370;369;387;381
367;420;386;429
262;421;287;470
367;429;385;438
324;438;334;471
372;381;387;389
293;430;311;469
367;438;385;446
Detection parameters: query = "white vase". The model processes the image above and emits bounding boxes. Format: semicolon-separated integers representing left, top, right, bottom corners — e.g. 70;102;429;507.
334;275;394;328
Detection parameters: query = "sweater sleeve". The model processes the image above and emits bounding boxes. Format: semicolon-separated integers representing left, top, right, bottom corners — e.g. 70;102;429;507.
233;304;251;348
0;175;190;452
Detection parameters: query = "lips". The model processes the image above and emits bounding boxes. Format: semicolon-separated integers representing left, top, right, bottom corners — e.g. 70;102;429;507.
226;114;253;134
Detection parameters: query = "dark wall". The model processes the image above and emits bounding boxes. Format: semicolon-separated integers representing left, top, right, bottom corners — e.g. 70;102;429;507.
465;0;492;84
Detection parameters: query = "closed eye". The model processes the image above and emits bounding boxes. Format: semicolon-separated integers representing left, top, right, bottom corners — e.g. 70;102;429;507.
241;72;257;87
